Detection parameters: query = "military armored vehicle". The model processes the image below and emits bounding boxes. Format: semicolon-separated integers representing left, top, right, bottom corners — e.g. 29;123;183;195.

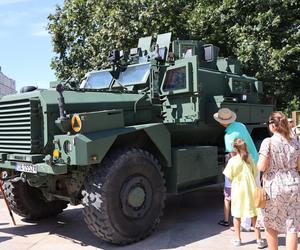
0;33;273;244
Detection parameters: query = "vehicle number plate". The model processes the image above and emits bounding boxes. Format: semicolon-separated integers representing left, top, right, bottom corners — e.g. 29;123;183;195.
15;163;37;173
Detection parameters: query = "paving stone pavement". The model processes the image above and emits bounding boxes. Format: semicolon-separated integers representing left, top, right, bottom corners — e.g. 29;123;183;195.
0;184;298;250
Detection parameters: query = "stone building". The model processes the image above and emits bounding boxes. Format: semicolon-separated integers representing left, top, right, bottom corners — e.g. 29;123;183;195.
0;66;16;97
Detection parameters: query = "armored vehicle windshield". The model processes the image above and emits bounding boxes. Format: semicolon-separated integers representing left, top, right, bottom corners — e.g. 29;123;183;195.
117;62;150;85
80;70;113;89
80;62;150;89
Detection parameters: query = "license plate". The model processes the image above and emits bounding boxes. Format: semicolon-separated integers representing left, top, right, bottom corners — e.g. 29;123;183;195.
15;163;37;173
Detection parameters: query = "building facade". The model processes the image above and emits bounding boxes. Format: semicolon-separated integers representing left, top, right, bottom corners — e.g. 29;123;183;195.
0;67;16;97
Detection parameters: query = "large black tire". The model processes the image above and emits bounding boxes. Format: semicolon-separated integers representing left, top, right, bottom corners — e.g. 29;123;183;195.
82;148;166;245
2;177;68;220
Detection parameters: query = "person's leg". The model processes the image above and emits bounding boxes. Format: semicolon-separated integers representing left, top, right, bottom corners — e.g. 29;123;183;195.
251;216;261;240
218;187;231;226
265;227;278;250
286;232;297;250
224;198;230;223
253;215;268;249
233;217;241;240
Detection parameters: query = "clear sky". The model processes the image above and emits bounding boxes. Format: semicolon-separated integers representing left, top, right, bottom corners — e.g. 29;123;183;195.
0;0;64;91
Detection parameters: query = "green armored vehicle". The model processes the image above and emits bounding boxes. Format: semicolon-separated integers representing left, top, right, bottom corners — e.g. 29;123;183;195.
0;33;272;244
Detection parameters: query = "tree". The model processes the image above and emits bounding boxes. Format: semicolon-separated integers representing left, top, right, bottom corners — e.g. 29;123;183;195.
189;0;300;110
48;0;195;82
48;0;300;110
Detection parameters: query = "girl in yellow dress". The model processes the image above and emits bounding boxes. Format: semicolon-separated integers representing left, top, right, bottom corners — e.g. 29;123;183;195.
223;138;267;248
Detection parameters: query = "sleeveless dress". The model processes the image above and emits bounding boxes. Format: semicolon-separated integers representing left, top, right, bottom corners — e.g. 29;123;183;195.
259;133;300;233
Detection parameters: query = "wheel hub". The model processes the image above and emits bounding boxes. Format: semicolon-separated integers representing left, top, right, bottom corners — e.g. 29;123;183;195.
120;176;152;219
128;186;145;208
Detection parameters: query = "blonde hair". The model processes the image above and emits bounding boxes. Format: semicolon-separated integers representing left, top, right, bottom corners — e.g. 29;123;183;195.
233;138;250;164
268;111;291;141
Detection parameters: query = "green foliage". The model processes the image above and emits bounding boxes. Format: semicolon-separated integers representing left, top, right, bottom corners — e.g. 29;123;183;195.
283;95;300;117
48;0;300;111
189;0;300;110
48;0;195;81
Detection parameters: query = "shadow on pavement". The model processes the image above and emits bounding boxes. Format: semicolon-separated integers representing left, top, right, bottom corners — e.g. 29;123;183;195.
0;184;228;249
0;236;12;243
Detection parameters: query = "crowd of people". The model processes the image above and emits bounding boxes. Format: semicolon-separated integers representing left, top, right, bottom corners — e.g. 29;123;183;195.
214;108;300;250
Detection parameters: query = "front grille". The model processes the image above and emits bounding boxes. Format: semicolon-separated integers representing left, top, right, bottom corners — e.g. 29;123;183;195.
0;99;41;153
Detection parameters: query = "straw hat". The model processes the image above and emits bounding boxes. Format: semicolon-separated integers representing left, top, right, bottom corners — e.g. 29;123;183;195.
213;108;237;124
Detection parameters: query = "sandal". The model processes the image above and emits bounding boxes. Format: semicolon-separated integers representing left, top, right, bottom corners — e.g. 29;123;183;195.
218;219;229;227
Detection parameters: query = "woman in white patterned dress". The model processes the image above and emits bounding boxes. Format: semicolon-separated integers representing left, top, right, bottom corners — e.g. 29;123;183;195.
257;111;300;250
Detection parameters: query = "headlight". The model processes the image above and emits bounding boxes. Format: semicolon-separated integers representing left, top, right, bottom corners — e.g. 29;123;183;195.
63;140;72;154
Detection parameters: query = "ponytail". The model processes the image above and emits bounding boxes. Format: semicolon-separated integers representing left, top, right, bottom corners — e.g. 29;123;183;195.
268;111;291;141
233;138;250;164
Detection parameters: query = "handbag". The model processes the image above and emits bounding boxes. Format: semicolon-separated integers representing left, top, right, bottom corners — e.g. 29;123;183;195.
253;186;266;208
253;138;271;208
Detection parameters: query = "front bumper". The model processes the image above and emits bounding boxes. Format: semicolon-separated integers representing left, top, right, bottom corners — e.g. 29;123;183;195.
0;160;67;175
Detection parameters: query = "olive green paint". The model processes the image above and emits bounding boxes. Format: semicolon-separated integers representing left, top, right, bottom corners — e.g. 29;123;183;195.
0;35;272;198
54;123;171;167
172;146;218;191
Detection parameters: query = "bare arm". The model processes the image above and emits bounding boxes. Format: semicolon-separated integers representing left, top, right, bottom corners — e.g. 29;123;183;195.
257;154;269;172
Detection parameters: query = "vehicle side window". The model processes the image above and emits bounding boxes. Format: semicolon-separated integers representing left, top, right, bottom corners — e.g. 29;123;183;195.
162;66;186;91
